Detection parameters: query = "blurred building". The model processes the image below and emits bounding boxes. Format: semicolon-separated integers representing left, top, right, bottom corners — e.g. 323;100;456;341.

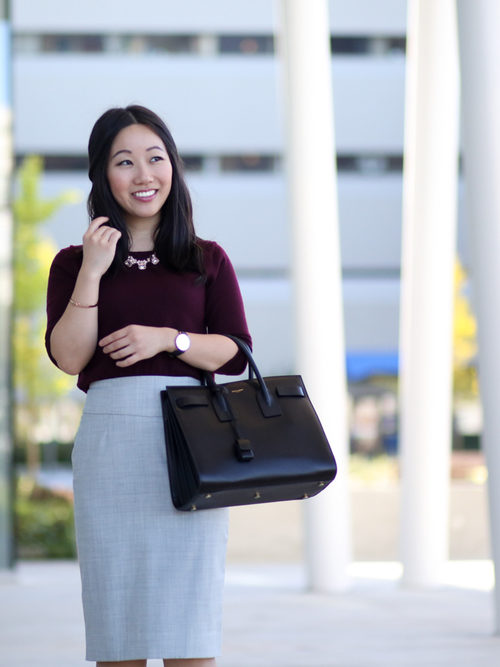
10;0;457;378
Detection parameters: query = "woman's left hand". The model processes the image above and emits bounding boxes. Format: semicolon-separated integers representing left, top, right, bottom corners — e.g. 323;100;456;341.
99;325;174;367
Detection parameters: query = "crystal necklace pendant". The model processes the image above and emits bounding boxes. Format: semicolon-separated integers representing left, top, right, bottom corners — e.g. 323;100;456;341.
124;253;160;270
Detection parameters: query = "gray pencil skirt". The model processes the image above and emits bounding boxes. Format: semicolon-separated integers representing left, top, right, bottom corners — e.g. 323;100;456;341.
72;376;229;662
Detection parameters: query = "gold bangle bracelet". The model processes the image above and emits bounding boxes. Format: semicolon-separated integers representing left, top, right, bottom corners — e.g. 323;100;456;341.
69;297;98;309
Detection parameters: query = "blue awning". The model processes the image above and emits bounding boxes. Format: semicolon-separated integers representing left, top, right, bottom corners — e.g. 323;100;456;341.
346;351;399;382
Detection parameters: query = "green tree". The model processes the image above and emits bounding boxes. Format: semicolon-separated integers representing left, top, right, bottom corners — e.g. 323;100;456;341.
453;258;478;398
13;155;81;474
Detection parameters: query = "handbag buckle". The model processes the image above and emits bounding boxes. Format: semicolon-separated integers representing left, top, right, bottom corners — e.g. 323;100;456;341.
234;438;254;462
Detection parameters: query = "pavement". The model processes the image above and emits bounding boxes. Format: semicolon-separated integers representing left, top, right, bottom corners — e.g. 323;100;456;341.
1;559;500;667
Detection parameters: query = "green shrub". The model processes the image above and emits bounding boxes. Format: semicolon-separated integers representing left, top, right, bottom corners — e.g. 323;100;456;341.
15;478;76;559
13;441;74;465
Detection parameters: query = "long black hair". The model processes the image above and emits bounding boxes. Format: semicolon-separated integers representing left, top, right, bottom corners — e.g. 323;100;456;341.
87;104;203;275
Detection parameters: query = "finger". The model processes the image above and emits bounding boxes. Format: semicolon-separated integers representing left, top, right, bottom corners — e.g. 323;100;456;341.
102;339;128;354
84;225;113;244
115;354;139;368
109;346;134;360
94;227;118;244
89;216;110;229
84;218;110;238
99;328;129;347
93;225;116;240
109;229;122;243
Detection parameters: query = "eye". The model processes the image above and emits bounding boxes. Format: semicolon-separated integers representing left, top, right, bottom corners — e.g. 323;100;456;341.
150;155;164;163
116;159;132;166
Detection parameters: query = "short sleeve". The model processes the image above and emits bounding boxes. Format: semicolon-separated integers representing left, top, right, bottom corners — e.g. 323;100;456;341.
203;241;252;375
45;246;82;367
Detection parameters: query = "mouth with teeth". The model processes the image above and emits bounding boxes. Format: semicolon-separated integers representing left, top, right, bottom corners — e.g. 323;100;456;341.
132;189;157;201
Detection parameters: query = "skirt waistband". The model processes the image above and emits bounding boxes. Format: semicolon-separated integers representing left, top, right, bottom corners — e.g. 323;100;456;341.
83;375;201;417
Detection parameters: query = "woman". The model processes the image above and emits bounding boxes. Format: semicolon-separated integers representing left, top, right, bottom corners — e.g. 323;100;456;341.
45;105;251;667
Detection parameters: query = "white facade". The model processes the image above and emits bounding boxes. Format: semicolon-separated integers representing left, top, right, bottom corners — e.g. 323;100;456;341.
11;0;430;376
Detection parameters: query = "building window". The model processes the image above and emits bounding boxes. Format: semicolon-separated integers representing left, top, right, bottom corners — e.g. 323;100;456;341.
331;36;371;55
386;155;404;171
181;155;204;172
123;34;199;54
40;34;104;52
336;154;403;173
383;37;406;55
14;33;406;57
15;33;200;55
331;36;406;55
220;155;277;172
218;35;274;55
16;155;89;171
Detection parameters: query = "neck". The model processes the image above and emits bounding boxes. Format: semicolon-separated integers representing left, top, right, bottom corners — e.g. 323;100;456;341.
129;241;155;252
126;220;157;252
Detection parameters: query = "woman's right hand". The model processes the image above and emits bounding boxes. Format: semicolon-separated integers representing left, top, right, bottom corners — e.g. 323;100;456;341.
81;216;122;277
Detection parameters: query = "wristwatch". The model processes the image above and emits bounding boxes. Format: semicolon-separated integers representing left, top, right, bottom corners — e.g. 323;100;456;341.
170;331;191;357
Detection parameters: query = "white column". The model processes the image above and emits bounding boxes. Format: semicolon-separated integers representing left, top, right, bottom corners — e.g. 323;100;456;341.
277;0;351;591
456;0;500;633
399;0;459;586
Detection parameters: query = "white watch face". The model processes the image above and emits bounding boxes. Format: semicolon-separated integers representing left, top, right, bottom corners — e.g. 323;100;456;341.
176;332;191;352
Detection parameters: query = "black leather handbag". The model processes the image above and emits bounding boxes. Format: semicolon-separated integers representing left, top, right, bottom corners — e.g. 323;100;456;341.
160;336;337;511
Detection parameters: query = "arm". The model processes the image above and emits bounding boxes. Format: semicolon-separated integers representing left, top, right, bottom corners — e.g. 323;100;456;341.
176;332;238;371
49;217;121;375
98;326;238;373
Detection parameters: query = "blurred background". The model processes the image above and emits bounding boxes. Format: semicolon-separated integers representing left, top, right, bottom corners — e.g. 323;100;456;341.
2;0;485;567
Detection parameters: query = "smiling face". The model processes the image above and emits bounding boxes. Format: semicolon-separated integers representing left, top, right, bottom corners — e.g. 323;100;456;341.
106;123;173;230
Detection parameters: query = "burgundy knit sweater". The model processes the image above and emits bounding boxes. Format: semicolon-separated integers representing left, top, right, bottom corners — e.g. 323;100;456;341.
45;239;251;392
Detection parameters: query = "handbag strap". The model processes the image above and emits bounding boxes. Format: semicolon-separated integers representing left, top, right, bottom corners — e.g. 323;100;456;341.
202;336;281;416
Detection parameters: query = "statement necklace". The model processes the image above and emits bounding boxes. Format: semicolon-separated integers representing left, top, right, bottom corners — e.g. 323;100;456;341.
124;252;160;271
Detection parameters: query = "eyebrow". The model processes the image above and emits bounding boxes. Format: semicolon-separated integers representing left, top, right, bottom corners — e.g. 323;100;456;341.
111;145;166;160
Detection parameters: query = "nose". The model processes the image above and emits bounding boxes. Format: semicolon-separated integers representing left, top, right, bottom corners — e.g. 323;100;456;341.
133;163;154;184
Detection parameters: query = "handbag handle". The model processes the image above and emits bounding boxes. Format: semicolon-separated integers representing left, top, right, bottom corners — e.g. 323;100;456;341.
203;335;277;412
225;335;272;403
